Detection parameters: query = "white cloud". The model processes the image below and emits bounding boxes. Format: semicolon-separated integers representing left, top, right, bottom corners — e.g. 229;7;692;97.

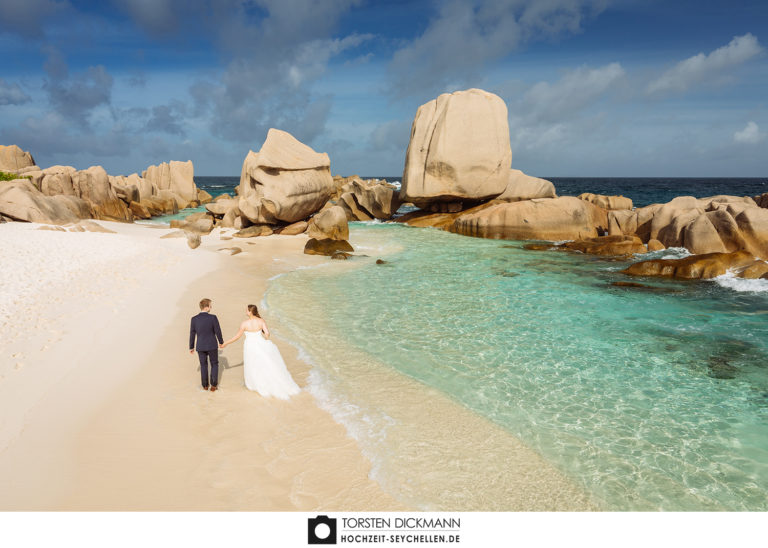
646;33;763;95
734;121;763;144
387;0;609;99
522;62;625;123
504;62;624;155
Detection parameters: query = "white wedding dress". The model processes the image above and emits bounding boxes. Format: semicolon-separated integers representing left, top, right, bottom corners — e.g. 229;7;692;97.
243;330;300;399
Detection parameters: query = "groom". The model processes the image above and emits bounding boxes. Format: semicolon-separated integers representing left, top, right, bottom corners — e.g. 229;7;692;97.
189;298;224;392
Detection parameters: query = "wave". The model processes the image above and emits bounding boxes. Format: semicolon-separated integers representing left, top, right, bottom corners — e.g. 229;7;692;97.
713;271;768;293
304;366;396;488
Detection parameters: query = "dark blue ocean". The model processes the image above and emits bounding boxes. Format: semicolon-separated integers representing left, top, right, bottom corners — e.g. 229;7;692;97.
194;176;768;208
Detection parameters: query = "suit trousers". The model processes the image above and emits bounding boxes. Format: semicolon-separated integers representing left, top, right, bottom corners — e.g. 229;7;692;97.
197;350;219;388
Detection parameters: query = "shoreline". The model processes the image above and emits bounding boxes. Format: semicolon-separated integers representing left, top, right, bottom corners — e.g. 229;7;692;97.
0;222;403;510
263;225;598;511
0;218;598;511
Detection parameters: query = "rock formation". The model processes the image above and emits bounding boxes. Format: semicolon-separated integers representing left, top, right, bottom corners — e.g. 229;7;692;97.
451;196;608;241
578;193;633;210
622;250;759;280
499;170;557;202
0;180;82;224
401;89;511;210
72;166;133;221
0;144;203;224
304;205;353;256
0;145;35;172
560;235;646;256
238;129;334;225
327;175;401;221
142;160;198;207
307;205;349;241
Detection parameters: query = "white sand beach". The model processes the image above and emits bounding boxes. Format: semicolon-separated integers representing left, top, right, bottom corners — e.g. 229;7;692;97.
0;221;402;510
0;220;593;511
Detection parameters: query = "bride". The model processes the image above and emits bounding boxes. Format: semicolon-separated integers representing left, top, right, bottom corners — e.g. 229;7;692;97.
222;304;300;399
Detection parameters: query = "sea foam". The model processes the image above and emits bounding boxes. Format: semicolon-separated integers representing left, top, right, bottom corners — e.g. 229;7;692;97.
713;271;768;293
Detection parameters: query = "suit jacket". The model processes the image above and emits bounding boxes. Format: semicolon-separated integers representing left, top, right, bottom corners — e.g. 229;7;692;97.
190;312;224;351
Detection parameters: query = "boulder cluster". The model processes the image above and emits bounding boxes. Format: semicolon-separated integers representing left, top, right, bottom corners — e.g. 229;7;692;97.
393;88;768;282
396;89;596;239
199;129;401;257
0;144;210;225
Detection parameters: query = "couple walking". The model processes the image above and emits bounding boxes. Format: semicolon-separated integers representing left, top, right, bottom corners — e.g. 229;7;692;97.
189;298;300;399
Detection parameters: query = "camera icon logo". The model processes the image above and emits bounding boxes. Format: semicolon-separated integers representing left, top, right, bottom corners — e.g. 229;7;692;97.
307;515;337;544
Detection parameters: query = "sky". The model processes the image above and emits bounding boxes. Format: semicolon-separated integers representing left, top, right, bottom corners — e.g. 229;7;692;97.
0;0;766;177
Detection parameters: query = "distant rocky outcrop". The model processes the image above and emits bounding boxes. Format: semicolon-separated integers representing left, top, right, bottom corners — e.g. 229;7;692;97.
238;129;334;225
400;89;511;210
605;195;768;260
0;144;204;225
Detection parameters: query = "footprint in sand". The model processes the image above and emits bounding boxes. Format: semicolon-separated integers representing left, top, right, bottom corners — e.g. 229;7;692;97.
12;352;25;360
15;362;24;370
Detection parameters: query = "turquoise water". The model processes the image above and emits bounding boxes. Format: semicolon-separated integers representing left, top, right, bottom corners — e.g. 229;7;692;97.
266;222;768;511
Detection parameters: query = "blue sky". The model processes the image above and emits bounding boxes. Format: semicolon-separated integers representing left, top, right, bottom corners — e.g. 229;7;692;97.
0;0;766;177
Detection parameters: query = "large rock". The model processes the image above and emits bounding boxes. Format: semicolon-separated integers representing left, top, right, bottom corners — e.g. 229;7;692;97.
142;160;197;204
346;178;401;219
0;180;81;224
276;221;308;235
141;195;177;216
607;209;638;236
561;235;646;256
72;166;133;221
339;192;374;221
498;170;556;202
197;188;213;204
171;213;214;234
39;166;77;197
622;251;756;280
401;89;511;209
205;198;239;216
754;192;768;208
129;201;151;219
238;129;334;224
307;205;349;241
683;209;746;254
234;225;273;238
108;175;141;204
304;238;354;256
734;206;768;260
451;196;608;241
630;195;768;259
578;193;632;210
0;145;35;171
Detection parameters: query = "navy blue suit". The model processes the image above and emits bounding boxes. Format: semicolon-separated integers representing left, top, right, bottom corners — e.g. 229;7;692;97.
190;311;224;388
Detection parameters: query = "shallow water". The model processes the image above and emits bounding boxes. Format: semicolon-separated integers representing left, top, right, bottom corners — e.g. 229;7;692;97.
266;223;768;511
